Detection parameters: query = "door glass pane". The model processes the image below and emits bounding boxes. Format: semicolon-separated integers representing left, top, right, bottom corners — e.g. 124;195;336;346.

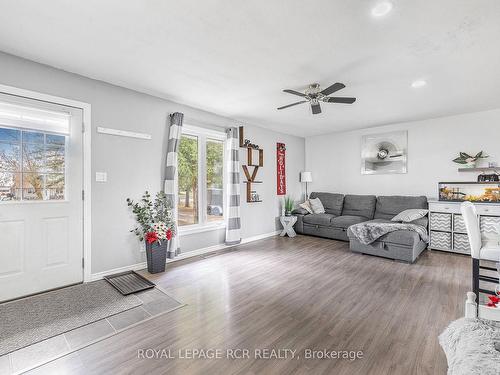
46;174;65;200
0;142;20;171
0;125;66;202
178;134;198;226
206;139;224;222
46;144;65;173
46;134;65;145
22;172;44;200
0;172;21;201
22;143;45;171
23;130;44;144
0;128;20;142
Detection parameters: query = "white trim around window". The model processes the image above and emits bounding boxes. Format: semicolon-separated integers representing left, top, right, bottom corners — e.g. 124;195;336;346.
178;124;226;235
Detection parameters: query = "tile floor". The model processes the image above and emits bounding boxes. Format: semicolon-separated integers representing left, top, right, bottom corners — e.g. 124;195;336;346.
1;287;183;374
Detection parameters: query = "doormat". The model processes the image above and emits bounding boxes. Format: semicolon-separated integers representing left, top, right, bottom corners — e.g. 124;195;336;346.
104;271;155;295
0;280;142;356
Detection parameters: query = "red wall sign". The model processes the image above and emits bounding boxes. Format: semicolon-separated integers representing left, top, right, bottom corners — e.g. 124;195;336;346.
277;143;286;195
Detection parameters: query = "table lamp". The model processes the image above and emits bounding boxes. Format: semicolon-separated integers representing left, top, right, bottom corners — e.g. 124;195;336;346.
300;171;312;199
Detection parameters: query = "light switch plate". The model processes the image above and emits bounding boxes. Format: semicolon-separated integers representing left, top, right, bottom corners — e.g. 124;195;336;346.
95;172;107;182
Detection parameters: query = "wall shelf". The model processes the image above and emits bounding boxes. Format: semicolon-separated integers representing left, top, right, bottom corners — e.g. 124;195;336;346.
239;126;264;203
458;167;500;172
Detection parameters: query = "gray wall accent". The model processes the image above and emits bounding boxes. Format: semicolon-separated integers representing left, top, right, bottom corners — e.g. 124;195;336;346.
0;52;305;274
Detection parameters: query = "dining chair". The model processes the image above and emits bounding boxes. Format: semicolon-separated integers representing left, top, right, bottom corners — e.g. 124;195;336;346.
460;201;500;303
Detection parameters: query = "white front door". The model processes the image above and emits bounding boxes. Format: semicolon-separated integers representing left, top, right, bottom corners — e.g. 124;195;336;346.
0;93;84;302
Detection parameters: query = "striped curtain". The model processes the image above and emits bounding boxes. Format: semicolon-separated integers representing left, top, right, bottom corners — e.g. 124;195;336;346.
164;112;183;258
225;127;242;245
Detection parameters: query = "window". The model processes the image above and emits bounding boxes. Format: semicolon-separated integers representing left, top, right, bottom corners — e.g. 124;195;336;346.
178;134;199;225
0;126;66;201
178;125;225;228
206;139;224;222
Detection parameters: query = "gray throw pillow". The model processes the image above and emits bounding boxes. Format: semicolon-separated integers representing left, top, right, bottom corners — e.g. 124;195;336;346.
309;198;325;214
391;209;428;223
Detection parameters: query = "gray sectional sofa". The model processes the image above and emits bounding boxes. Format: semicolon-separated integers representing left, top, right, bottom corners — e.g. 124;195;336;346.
292;192;428;263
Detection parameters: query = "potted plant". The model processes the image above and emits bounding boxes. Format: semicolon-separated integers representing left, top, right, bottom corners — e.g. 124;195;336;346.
283;196;294;216
452;151;488;168
127;191;175;273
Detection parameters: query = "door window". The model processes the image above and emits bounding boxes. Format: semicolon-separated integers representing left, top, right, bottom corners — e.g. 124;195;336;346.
0;126;66;201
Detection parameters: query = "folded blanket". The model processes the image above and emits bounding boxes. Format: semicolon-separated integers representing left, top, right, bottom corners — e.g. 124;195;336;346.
348;222;428;245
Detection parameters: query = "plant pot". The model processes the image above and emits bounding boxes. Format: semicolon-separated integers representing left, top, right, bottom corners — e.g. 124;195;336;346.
145;240;169;273
285;211;292;217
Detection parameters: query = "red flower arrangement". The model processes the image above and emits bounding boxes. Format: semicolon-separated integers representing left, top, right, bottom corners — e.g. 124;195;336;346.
144;228;171;245
487;295;500;308
145;231;159;244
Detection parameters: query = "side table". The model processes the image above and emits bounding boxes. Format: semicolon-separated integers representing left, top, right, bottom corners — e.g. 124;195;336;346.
280;216;297;238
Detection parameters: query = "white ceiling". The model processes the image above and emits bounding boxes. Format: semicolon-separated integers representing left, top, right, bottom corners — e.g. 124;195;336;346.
0;0;499;137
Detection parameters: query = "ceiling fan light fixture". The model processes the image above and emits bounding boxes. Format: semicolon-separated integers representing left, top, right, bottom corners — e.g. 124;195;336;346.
278;81;356;115
371;1;393;17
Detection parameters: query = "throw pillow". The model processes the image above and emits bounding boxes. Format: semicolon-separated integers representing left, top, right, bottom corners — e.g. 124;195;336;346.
299;200;313;214
309;198;325;214
391;209;428;223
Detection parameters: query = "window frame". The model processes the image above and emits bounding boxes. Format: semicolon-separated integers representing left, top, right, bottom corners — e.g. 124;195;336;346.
178;124;226;234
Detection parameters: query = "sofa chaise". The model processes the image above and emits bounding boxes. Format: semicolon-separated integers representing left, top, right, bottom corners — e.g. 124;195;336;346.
292;192;428;263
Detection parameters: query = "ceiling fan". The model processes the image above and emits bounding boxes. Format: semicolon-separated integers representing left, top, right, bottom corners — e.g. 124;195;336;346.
277;82;356;115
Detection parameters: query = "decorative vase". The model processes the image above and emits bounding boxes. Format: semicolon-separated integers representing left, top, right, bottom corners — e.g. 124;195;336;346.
285;210;291;217
145;240;169;273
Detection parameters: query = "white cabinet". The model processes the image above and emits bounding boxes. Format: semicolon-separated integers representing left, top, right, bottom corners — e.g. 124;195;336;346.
428;201;500;255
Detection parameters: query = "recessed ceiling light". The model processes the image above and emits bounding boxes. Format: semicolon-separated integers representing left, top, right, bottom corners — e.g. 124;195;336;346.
371;2;393;17
411;80;427;88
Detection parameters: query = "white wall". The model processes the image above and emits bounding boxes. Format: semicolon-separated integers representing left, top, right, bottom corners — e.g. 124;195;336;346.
305;109;500;198
0;52;305;274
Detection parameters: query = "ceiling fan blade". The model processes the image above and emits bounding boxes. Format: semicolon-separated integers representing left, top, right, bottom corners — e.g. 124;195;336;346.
283;89;306;97
324;97;356;104
320;82;345;96
311;103;322;115
277;100;307;110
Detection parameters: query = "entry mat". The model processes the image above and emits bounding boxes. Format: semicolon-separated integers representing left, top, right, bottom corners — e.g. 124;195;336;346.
104;271;155;295
0;280;142;356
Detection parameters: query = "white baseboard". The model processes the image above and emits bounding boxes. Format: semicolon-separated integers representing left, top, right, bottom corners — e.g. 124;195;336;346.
90;230;280;281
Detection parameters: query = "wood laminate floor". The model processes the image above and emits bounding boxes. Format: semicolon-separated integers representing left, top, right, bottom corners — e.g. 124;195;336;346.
26;235;470;375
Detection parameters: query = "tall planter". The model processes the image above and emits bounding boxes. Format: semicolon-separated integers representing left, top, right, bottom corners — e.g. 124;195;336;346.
145;240;169;273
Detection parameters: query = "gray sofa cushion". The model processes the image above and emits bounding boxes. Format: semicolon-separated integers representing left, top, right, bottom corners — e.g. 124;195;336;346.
309;192;344;216
330;215;367;229
347;218;425;246
303;213;336;226
341;195;376;219
292;207;309;215
374;195;428;220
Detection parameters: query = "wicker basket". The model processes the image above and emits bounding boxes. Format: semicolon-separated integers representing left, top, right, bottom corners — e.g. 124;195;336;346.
145;240;169;273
